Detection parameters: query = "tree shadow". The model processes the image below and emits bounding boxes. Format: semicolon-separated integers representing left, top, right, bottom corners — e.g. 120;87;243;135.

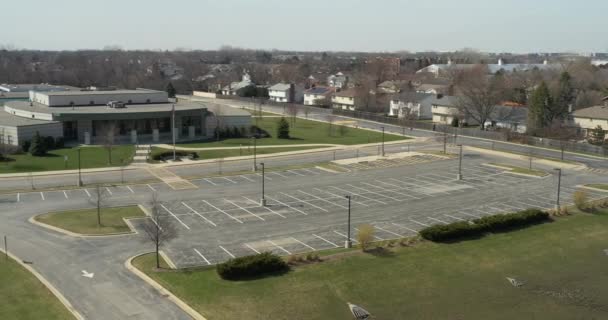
365;247;396;258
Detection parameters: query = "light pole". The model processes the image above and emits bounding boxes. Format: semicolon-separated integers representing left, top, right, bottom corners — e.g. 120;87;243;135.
172;104;176;161
260;162;266;206
252;137;257;172
77;148;82;187
381;126;385;157
554;168;562;211
457;144;463;180
345;195;352;248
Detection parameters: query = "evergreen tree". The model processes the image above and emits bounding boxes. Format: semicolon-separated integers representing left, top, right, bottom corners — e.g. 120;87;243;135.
29;131;47;156
590;125;605;144
552;71;575;121
277;117;290;139
166;82;177;98
528;82;553;130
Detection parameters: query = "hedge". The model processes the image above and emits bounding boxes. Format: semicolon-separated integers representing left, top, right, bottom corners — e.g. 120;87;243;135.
420;209;549;242
216;252;289;280
151;151;199;161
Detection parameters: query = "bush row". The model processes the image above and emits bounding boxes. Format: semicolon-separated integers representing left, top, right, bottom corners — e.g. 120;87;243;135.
151;151;199;161
214;125;271;139
22;136;65;153
420;209;550;242
216;252;289;280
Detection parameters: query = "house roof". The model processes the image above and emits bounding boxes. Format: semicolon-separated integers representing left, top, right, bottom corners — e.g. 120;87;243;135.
490;105;528;123
333;89;357;98
572;105;608;120
304;86;333;95
222;80;253;91
269;83;292;91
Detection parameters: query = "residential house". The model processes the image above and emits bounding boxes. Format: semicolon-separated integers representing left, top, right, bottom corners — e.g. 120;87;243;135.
327;72;349;89
415;83;450;95
331;89;361;111
377;80;411;94
388;92;436;120
221;73;255;96
303;86;334;106
430;95;478;125
417;58;561;77
484;103;528;133
268;83;304;103
570;98;608;140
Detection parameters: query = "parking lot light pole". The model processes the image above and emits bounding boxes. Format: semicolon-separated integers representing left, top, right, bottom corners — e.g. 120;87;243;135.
260;162;266;206
77;148;83;187
554;168;562;211
345;195;352;249
252;137;257;172
381;126;385;157
457;144;463;180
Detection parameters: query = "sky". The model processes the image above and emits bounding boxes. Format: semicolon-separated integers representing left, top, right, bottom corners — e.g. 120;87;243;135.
2;0;607;53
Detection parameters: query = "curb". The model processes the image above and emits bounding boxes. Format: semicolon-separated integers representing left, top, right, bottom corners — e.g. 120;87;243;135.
465;146;585;170
125;253;207;320
0;248;85;320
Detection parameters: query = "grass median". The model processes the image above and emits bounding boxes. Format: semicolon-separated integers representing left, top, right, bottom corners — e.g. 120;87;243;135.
586;184;608;191
133;213;608;320
150;145;328;162
35;205;145;235
0;254;73;319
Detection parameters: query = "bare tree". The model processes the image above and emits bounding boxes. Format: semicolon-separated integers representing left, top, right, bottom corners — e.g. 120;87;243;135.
327;115;336;137
286;105;299;125
89;184;109;227
453;66;506;129
142;192;177;269
98;123;116;165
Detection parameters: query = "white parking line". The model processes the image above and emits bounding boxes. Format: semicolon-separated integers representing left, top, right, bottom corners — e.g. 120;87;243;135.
360;182;420;200
374;225;403;237
219;245;235;258
181;202;217;227
266;196;308;215
243;197;286;218
280;192;329;212
268;240;291;254
160;204;191;229
297;190;347;209
391;222;419;234
240;175;255;182
224;199;265;221
126;186;135;193
444;214;466;221
193;248;211;265
204;178;218;186
328;186;387;205
300;168;320;175
346;184;401;202
244;243;260;254
270;171;289;178
40;192;45;200
84;189;91;197
147;184;157;192
313;188;369;207
428;217;447;224
459;211;481;219
334;230;358;243
105;187;113;195
17;193;20;202
256;173;272;180
63;191;69;199
223;177;238;184
288;170;306;176
203;200;244;223
291;237;316;250
313;234;339;248
409;219;429;227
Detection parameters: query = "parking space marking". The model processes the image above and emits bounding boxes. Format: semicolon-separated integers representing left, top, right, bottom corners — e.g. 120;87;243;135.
374;226;403;237
193;248;211;265
360;182;419;200
242;196;286;218
445;214;465;221
409;219;429;227
314;188;369;207
291;237;316;250
268;240;291;255
245;243;261;254
334;230;358;243
17;193;20;202
288;170;306;176
328;186;387;205
203;200;244;224
266;196;309;215
459;211;481;219
219;245;235;258
240;175;255;182
104;187;112;195
347;184;401;202
224;199;265;221
280;192;329;212
256;173;272;180
63;191;69;199
270;171;289;178
160;204;191;230
300;168;320;175
297;190;347;209
392;222;418;234
147;184;157;192
40;192;45;200
126;186;135;193
84;189;91;197
181;202;217;227
313;234;339;248
428;217;447;224
223;177;238;184
203;178;218;186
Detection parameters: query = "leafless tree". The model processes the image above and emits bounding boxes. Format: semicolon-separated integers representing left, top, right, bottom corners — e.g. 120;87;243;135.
327;115;336;137
142;192;177;269
286;105;298;125
89;184;109;227
304;107;310;119
98;122;116;165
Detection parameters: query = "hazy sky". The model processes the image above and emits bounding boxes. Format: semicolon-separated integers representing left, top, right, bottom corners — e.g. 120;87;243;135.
2;0;607;52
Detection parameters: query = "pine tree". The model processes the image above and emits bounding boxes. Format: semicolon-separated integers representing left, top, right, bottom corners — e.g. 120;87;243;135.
29;131;47;156
528;81;553;130
166;82;176;98
590;125;605;145
552;71;575;121
277;117;290;139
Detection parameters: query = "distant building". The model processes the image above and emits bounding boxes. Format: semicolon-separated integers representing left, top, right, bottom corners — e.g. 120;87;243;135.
221;73;255;96
484;103;528;133
268;83;304;103
417;59;561;77
331;89;361;111
570;98;608;140
389;92;436;120
327;72;349;89
415;83;450;95
303;86;334;106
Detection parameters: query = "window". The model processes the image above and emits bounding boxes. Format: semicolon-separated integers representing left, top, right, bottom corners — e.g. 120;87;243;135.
440;115;447;122
90;101;94;105
128;100;132;104
146;99;151;104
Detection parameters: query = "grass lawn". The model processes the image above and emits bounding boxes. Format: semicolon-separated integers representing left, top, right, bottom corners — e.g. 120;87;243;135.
0;145;134;173
134;213;608;320
35;206;145;235
177;117;408;148
586;184;608;191
150;145;327;162
0;255;73;319
489;163;549;176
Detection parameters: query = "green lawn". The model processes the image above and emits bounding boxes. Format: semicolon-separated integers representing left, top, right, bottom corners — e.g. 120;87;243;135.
586;184;608;191
489;163;549;176
177;117;408;148
0;145;134;173
35;206;145;235
0;255;73;319
134;213;608;320
151;145;327;162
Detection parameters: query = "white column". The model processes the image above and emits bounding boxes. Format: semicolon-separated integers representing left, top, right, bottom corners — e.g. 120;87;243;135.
84;132;91;145
188;126;195;139
131;130;137;144
152;129;159;142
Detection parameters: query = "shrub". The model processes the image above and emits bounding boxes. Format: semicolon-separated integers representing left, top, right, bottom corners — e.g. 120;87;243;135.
573;189;589;210
43;136;55;150
216;252;289;280
29;132;47;156
357;224;375;251
277;117;290;139
22;140;31;153
54;137;65;148
151;151;198;161
419;221;479;242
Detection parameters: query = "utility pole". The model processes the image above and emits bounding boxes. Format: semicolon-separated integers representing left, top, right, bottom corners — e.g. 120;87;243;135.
3;235;7;261
457;144;463;180
554;168;562;212
260;162;266;206
443;133;447;154
252;137;257;172
381;126;385;157
172;104;176;161
77;148;83;187
344;195;352;248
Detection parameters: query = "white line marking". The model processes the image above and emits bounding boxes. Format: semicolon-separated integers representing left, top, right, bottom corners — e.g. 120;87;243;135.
445;214;466;221
409;219;429;227
459;211;482;219
268;240;291;254
225;199;265;221
313;188;369;207
297;190;347;209
243;196;286;218
280;192;329;212
428;217;447;224
193;248;211;265
84;189;91;197
347;184;401;202
223;177;237;184
63;191;68;199
105;187;113;195
374;226;403;237
40;192;45;200
328;186;386;205
300;168;320;175
392;222;419;234
244;243;260;254
240;175;255;182
17;193;20;202
266;196;308;215
291;237;316;250
270;171;289;178
204;178;218;186
182;202;217;227
160;204;191;229
313;234;339;248
360;182;420;200
147;184;156;192
256;173;272;180
202;200;243;223
219;245;235;258
288;170;306;176
334;230;358;243
126;186;134;193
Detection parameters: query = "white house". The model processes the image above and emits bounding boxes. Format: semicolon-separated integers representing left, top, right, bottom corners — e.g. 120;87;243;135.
417;59;561;77
483;104;528;133
388;92;435;119
570;99;608;140
303;86;333;106
327;72;348;89
221;73;254;96
268;83;303;103
331;89;360;111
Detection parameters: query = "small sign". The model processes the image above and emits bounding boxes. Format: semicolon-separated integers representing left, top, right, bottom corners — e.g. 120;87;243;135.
64;155;68;161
